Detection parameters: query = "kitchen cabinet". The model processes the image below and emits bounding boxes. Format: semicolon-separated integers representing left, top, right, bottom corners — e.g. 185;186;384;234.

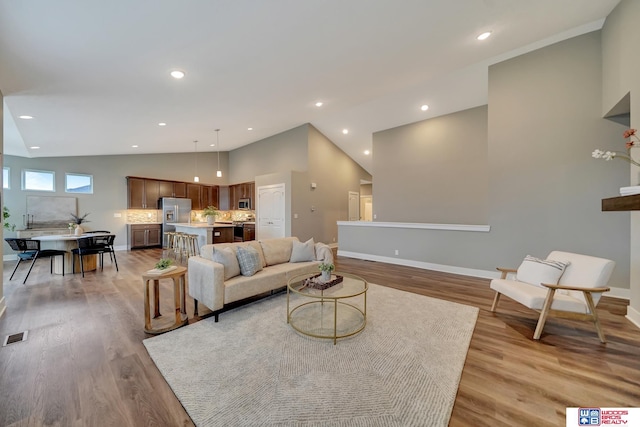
200;185;219;209
229;182;255;210
187;183;202;210
129;224;162;249
159;181;187;198
243;223;255;241
212;227;233;244
127;178;159;209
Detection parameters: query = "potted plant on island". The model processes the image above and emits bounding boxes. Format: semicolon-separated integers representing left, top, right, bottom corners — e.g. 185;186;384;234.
318;262;335;282
203;206;218;225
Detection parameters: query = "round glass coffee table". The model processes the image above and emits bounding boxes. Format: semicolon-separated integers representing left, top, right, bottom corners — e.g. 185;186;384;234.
287;271;368;345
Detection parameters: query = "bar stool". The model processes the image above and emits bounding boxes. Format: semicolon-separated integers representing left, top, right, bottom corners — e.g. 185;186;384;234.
163;231;178;259
183;234;200;259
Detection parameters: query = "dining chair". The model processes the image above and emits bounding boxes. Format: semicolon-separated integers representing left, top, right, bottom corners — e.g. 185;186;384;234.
72;234;118;277
5;238;67;284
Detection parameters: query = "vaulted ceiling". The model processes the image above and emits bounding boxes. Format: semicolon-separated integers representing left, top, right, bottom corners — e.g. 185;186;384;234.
0;0;621;173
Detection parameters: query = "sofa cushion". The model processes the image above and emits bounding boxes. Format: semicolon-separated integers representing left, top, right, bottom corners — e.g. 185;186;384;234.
289;238;315;263
224;268;288;304
516;255;569;288
260;237;298;266
212;247;241;280
236;246;263;277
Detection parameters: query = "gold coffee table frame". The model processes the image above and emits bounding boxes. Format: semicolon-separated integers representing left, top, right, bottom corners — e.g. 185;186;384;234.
287;271;368;345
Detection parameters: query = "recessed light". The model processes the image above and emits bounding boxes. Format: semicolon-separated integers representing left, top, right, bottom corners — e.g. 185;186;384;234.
421;104;429;111
315;102;323;107
30;146;40;149
170;70;185;79
477;31;492;41
210;143;216;147
131;145;139;148
364;150;370;155
247;127;253;131
19;115;33;120
342;129;349;135
158;122;167;126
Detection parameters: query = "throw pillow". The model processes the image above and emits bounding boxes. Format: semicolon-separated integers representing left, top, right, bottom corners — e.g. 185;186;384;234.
236;246;263;277
516;255;569;288
290;238;315;263
212;247;241;280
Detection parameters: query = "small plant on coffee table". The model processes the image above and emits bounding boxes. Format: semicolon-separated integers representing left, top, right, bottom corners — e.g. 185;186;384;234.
318;263;335;273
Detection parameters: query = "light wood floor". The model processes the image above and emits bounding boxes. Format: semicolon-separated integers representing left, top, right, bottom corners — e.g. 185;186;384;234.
0;249;638;426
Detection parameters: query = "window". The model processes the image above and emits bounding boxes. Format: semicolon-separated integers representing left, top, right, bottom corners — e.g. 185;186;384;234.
65;173;93;194
3;167;8;189
22;169;55;192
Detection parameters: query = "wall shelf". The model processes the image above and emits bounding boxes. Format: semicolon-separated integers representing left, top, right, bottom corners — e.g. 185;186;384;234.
602;194;640;211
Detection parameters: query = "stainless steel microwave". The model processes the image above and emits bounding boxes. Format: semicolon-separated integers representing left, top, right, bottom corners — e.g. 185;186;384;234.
238;198;251;210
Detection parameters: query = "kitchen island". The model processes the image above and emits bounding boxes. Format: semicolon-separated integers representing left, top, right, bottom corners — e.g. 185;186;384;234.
169;223;234;248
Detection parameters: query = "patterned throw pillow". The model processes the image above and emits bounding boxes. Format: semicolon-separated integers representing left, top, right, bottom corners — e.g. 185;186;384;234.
516;255;569;288
236;246;263;277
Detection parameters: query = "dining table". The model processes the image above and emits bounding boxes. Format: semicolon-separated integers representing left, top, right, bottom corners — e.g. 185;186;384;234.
31;233;108;275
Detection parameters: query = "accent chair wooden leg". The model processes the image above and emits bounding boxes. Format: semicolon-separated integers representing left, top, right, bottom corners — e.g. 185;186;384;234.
584;291;606;344
490;292;501;312
533;289;556;340
193;299;199;317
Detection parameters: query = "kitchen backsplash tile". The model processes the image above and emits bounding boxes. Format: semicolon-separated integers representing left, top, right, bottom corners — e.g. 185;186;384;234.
127;210;160;223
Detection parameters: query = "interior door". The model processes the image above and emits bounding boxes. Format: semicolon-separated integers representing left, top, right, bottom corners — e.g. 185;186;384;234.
348;191;360;221
257;183;285;239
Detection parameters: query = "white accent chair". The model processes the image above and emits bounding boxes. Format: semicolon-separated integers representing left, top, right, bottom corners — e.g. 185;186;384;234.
490;251;615;343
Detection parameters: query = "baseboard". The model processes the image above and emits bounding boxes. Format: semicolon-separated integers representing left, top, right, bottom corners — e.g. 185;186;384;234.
337;250;631;300
337;250;499;280
626;306;640;329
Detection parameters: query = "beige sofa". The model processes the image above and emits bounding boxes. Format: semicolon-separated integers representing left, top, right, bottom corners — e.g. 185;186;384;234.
188;237;333;321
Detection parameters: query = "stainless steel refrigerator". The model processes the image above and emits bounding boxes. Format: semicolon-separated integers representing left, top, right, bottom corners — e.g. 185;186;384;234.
159;197;192;247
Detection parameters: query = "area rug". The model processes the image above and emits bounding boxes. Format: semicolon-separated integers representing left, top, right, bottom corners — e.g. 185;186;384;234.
143;284;479;427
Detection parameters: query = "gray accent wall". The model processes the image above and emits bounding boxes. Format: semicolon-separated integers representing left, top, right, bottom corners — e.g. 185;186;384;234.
602;0;640;318
229;125;309;184
307;125;370;243
374;106;488;224
341;30;630;289
242;124;371;244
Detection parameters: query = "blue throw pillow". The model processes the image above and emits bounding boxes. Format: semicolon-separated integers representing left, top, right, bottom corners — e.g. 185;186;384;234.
236;246;262;277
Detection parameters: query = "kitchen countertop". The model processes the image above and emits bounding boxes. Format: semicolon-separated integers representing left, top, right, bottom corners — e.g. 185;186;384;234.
168;222;235;228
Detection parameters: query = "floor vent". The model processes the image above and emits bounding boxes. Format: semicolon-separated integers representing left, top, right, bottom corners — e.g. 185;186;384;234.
3;331;28;347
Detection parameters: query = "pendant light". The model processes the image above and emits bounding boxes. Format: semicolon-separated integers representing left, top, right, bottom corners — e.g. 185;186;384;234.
215;129;222;178
193;140;200;182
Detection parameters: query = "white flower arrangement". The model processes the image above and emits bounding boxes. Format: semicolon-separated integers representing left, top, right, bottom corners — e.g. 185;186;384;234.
592;129;640;167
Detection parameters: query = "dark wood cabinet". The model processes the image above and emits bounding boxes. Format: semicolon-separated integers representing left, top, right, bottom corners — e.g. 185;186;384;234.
229;182;255;210
187;183;202;210
200;185;219;209
129;224;162;249
213;227;233;243
159;181;188;198
243;223;255;241
127;176;219;211
127;177;159;209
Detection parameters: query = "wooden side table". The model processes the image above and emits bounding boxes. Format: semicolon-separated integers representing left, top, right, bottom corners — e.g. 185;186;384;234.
143;266;188;334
